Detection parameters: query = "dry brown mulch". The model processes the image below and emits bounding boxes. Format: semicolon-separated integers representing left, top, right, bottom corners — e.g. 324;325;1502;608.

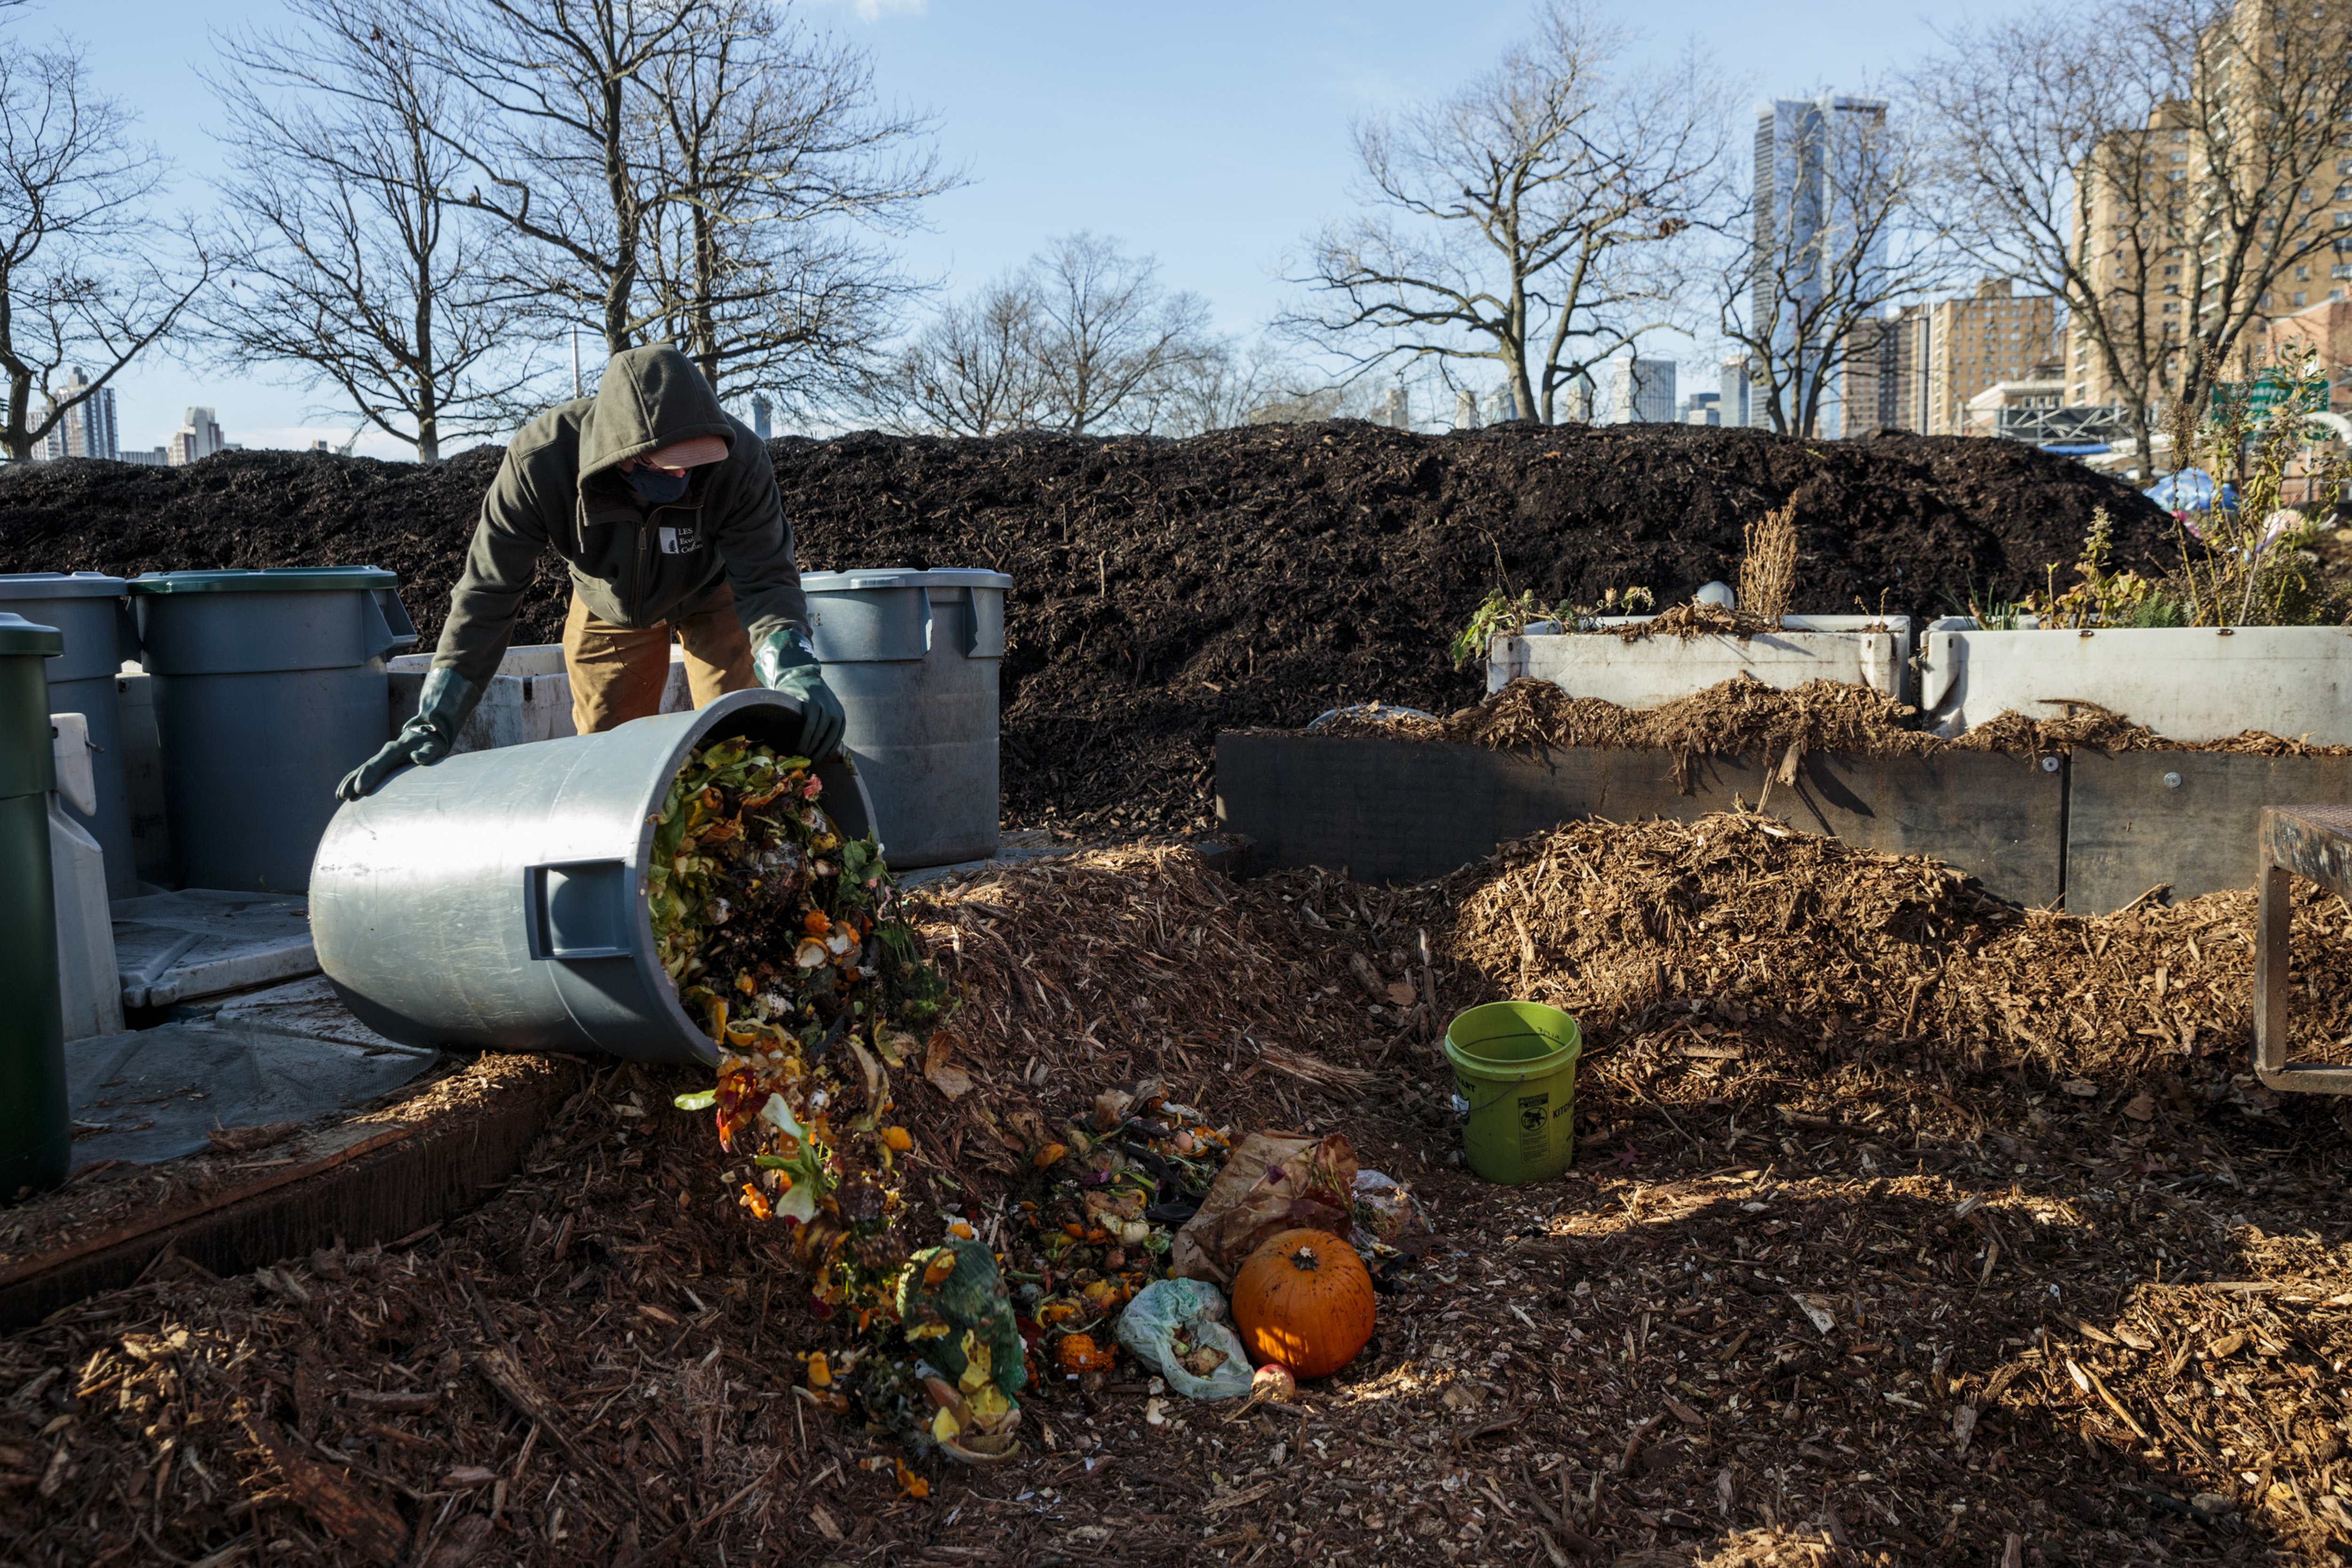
1322;675;2352;772
5;822;2352;1566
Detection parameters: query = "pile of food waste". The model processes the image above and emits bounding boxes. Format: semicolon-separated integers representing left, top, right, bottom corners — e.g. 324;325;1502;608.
638;740;1432;1460
649;736;1040;1454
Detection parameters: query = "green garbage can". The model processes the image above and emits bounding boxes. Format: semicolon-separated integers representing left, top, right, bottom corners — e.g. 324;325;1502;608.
130;567;416;892
0;611;68;1197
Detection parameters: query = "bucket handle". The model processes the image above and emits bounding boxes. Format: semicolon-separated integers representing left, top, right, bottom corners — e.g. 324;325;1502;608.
524;859;634;961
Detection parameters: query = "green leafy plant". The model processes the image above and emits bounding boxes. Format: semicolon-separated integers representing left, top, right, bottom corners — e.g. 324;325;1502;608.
1450;583;1656;667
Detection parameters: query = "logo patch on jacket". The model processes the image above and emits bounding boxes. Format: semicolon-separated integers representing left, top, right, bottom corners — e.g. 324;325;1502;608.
657;522;704;556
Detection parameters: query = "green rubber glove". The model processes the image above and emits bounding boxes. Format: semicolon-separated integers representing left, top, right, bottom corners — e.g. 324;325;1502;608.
336;668;483;800
753;629;847;762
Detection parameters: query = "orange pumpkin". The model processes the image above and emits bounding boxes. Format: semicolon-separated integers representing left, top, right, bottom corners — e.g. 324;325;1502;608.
1231;1229;1375;1379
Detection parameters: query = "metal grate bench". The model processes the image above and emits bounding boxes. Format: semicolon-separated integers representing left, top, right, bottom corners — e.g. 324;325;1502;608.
2255;805;2352;1094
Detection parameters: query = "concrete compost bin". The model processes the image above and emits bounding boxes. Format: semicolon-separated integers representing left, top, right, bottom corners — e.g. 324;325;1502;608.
1918;617;2352;741
387;643;700;754
0;574;134;897
130;567;417;893
803;568;1010;868
0;612;68;1197
309;688;874;1065
1489;614;1914;706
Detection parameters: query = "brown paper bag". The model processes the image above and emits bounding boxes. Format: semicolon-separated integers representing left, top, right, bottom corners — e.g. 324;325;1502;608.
1170;1130;1358;1285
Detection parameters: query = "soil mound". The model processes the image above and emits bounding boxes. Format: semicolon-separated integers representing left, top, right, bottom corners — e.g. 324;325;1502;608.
0;420;2169;831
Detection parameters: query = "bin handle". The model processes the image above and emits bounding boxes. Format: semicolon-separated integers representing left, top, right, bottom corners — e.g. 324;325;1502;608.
524;859;635;960
362;588;421;661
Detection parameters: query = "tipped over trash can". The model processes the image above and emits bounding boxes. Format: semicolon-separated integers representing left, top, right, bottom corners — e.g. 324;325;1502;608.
310;689;874;1064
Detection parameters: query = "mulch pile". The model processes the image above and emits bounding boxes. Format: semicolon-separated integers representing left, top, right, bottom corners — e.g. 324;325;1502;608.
8;815;2352;1566
1321;675;2352;774
0;421;2168;834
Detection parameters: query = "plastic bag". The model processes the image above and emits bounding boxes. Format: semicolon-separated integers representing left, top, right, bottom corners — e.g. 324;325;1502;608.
1114;1278;1255;1400
1171;1130;1358;1285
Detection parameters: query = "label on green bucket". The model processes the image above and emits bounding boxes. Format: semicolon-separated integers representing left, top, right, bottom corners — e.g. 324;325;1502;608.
1516;1092;1553;1156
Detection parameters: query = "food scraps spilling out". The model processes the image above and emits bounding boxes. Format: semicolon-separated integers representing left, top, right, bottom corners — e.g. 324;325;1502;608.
646;735;1412;1462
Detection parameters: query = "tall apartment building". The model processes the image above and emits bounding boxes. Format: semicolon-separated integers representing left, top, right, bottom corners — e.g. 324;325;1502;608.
170;407;226;466
1719;359;1752;428
32;367;117;461
1881;282;2064;434
1752;94;1889;437
1603;358;1676;423
2065;0;2352;414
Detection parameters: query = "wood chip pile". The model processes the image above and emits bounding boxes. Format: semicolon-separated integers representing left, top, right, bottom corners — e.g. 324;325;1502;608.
1320;674;2352;765
5;822;2352;1567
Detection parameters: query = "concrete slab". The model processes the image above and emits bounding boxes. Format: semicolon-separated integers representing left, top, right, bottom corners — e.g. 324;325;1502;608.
113;888;318;1008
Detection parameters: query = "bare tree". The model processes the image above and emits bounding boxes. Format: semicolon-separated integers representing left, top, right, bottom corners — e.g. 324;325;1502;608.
1280;1;1727;425
1025;232;1213;434
637;0;951;409
403;0;709;354
202;0;537;462
0;38;205;463
1722;91;1956;437
1920;0;2352;474
872;234;1213;437
1153;339;1288;437
872;272;1047;436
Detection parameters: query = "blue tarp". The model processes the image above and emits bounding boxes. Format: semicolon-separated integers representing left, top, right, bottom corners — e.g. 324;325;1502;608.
2143;468;2238;512
2042;443;2111;455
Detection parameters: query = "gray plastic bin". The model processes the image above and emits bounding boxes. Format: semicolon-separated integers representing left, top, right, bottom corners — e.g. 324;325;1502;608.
310;689;873;1064
0;612;68;1196
802;568;1010;868
0;574;133;897
130;567;417;893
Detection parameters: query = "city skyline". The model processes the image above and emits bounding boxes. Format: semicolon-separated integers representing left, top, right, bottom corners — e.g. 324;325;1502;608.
55;0;2019;457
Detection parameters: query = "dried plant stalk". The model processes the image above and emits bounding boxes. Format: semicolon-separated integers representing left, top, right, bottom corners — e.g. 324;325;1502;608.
1738;503;1798;627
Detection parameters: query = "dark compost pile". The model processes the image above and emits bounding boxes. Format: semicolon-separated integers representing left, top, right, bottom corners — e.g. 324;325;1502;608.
0;421;2170;832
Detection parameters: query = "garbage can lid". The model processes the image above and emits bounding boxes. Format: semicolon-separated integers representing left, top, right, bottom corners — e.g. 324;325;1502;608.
129;566;399;595
0;612;63;656
800;568;1013;592
0;571;129;597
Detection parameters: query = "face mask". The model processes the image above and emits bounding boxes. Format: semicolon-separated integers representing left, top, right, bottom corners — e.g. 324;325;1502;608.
625;464;690;505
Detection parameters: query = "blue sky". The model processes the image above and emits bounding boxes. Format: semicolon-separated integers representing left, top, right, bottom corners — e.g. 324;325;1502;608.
63;0;2007;458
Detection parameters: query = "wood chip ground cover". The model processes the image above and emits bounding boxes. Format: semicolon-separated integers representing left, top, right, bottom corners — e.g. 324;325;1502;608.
7;822;2352;1566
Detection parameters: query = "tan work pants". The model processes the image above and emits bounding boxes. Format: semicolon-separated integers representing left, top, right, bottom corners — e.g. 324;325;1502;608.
562;583;757;735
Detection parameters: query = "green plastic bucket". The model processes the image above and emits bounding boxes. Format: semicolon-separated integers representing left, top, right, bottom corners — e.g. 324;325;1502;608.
1443;1001;1581;1184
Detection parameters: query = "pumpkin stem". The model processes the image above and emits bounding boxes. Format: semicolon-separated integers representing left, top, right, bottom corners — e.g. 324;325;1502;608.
1289;1246;1320;1271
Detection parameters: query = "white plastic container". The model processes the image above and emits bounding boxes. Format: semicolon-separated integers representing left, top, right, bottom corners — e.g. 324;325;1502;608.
1490;614;1914;706
388;644;698;754
1918;618;2352;742
49;713;123;1041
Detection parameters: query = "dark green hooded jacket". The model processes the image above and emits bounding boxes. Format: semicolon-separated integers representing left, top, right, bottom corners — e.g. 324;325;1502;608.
429;345;808;683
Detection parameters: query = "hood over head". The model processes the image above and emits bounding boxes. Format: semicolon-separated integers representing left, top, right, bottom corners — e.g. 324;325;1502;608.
577;344;734;483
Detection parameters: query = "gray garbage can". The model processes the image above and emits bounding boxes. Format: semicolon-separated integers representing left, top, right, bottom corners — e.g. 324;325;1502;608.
0;612;68;1196
310;689;873;1064
0;574;133;898
130;567;417;893
802;568;1010;868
